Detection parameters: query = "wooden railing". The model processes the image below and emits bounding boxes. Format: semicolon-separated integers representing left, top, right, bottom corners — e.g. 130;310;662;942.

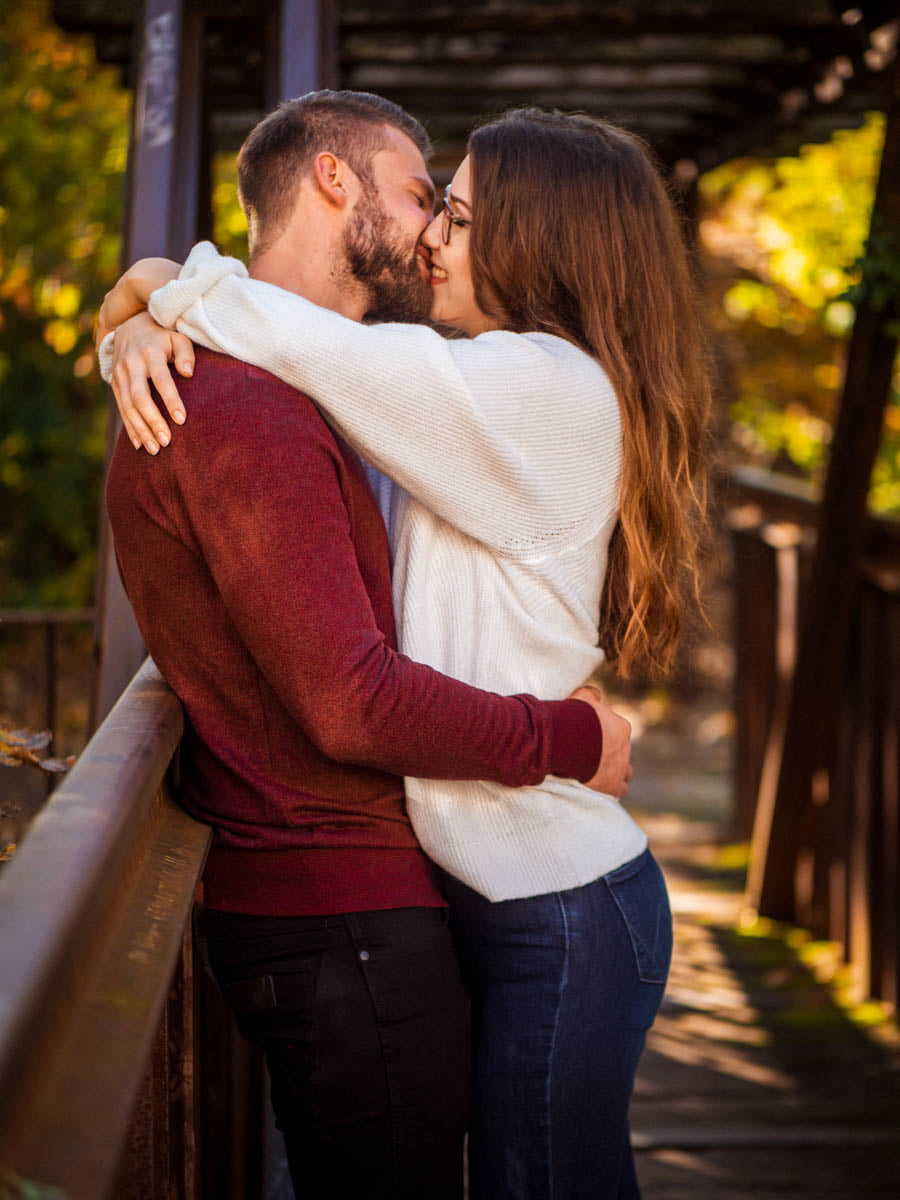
726;466;900;1007
0;659;265;1199
0;607;96;745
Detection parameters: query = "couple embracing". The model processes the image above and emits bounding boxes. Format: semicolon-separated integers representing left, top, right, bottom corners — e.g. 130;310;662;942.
98;88;709;1200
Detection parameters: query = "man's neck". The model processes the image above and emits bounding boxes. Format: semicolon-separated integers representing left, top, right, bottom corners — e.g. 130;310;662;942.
249;233;367;323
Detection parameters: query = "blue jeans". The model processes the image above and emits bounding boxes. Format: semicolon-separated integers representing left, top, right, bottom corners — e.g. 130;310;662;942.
443;848;671;1200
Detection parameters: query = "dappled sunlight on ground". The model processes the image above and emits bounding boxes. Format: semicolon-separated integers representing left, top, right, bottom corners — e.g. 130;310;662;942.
630;810;900;1196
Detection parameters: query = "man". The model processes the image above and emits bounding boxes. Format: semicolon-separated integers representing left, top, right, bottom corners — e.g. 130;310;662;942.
104;90;631;1200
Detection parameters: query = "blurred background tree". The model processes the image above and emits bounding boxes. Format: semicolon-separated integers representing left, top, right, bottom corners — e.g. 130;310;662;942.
0;0;130;606
699;113;899;514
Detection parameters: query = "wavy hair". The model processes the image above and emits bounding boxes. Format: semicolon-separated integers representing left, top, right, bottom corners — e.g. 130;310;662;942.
468;108;711;679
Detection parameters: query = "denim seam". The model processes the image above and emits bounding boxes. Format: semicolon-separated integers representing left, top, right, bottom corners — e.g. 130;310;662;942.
545;891;571;1200
344;915;402;1183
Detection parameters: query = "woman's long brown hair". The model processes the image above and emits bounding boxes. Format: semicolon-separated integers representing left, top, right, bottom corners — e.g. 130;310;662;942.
468;108;711;680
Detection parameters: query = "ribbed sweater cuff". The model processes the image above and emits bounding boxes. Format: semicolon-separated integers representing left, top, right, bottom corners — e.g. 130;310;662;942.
546;698;603;782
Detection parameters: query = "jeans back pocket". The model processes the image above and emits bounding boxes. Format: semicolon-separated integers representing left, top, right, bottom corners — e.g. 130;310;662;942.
604;849;673;986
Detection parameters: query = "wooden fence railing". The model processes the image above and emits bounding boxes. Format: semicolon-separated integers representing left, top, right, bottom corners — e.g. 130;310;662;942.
0;607;96;744
727;466;900;1008
0;659;265;1199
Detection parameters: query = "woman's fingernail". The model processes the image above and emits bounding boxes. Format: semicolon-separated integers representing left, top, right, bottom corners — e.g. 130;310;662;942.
148;442;159;455
181;362;193;376
158;432;170;447
173;410;185;425
132;438;141;450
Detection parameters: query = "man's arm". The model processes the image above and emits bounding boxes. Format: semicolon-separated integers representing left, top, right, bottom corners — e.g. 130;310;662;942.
172;374;606;789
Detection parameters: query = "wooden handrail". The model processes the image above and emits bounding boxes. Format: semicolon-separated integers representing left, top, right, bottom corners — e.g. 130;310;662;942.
725;465;900;569
0;608;95;625
0;659;212;1198
726;468;900;1005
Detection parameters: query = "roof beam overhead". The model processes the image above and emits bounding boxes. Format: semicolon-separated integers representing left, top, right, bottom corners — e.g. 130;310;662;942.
346;62;752;90
52;3;897;173
339;0;896;35
341;32;795;64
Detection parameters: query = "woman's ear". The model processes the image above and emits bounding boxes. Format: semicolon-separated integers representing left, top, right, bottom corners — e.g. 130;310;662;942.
312;151;355;208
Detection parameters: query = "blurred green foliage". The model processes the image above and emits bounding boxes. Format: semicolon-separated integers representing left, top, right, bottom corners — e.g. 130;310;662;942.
211;153;249;262
699;114;900;513
0;0;130;605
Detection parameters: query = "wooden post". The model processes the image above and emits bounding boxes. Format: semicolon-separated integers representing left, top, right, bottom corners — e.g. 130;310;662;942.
276;0;338;103
92;0;208;729
748;59;900;920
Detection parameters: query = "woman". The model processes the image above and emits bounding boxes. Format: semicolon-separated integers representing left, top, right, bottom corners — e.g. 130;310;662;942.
101;107;710;1198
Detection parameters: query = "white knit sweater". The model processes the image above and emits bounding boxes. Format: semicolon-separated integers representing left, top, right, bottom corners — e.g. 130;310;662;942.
140;241;648;900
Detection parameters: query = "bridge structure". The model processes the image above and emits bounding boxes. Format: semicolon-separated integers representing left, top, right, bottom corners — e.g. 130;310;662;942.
0;2;898;1195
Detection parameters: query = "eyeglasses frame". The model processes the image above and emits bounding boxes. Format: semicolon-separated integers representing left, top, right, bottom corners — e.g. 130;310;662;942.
440;184;472;245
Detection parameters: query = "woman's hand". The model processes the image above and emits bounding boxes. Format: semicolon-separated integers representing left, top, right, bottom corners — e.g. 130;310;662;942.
569;685;633;798
110;311;196;454
95;257;182;351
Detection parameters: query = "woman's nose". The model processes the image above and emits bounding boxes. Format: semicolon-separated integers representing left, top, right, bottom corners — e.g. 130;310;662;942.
422;212;442;250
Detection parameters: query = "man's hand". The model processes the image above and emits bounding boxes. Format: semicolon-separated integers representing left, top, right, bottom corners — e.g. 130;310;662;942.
570;685;633;799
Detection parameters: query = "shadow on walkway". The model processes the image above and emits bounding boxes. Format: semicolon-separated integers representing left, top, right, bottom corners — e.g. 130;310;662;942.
633;814;900;1199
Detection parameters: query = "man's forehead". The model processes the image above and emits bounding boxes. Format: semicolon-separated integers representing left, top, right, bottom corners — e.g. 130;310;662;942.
372;126;433;193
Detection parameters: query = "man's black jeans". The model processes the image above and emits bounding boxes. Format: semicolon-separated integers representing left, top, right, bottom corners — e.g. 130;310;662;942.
196;904;471;1200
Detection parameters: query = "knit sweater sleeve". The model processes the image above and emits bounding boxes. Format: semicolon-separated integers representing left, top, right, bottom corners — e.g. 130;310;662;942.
148;243;622;555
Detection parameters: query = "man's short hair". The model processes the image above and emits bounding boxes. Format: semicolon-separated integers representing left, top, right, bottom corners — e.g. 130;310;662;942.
238;89;431;255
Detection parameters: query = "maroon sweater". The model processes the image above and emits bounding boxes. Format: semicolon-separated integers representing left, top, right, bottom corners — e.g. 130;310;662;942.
106;349;601;915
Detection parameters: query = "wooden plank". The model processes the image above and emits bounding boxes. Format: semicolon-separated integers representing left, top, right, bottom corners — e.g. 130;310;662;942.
346;60;752;90
0;607;95;624
744;532;802;912
341;31;793;65
338;2;873;36
749;56;900;920
875;590;900;1005
846;588;875;999
632;1128;900;1149
826;664;854;953
729;523;779;837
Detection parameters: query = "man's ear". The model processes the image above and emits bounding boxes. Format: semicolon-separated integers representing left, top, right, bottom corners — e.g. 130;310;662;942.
312;152;356;208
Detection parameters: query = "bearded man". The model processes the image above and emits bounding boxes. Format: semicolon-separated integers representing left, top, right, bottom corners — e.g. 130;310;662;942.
104;90;626;1200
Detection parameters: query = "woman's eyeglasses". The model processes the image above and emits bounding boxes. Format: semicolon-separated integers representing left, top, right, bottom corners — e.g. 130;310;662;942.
440;184;472;245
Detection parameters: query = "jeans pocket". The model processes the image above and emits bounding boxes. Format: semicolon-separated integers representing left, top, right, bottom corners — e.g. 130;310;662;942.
604;850;673;986
217;961;315;1047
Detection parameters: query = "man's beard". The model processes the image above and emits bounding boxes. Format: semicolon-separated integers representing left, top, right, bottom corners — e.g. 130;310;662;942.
343;192;433;324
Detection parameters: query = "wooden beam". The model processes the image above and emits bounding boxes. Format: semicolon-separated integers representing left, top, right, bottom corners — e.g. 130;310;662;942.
341;31;794;66
338;2;872;37
276;0;337;102
345;60;752;91
92;0;209;729
748;55;900;920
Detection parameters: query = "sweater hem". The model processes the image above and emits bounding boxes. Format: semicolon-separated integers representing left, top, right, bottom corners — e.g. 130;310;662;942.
202;844;446;915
